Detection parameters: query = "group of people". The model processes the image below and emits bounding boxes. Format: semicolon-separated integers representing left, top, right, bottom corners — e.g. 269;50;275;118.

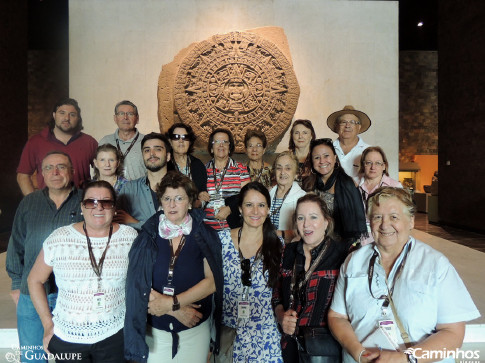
6;98;480;363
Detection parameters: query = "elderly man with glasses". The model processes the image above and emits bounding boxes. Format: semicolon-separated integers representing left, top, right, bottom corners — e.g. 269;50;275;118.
326;105;372;182
99;100;146;180
7;151;83;363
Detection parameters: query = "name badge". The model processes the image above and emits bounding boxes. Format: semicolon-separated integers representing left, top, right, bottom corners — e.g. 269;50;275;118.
379;320;399;346
163;286;175;296
238;300;250;319
93;292;105;311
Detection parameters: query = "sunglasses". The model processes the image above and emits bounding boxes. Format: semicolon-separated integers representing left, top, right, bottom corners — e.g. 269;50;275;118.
170;134;189;141
82;199;115;210
241;258;252;287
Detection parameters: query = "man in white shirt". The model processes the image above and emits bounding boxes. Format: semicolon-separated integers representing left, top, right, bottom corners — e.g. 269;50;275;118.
327;105;371;182
99;100;146;180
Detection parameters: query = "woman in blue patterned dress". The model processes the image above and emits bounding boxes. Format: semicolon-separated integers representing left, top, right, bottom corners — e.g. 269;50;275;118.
216;182;283;363
93;144;127;194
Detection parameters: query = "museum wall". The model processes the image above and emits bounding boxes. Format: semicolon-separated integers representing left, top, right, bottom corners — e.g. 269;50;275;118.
0;1;28;233
438;0;485;231
69;0;399;178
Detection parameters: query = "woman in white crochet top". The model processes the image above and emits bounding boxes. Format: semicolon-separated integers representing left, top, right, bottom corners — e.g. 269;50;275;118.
28;180;137;362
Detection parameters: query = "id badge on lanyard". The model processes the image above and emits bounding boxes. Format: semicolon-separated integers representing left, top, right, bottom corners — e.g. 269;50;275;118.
212;193;225;216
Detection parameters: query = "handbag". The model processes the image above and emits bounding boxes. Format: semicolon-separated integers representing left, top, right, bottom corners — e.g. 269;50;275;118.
299;327;342;357
214;325;236;363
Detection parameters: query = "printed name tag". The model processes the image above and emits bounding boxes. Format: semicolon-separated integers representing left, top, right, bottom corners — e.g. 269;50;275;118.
93;292;105;311
238;300;250;319
379;320;399;346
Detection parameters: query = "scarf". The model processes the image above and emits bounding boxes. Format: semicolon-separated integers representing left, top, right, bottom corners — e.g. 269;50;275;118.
316;167;367;240
158;213;193;239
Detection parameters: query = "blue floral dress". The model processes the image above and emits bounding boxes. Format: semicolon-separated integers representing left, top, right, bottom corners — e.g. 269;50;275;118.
219;229;283;363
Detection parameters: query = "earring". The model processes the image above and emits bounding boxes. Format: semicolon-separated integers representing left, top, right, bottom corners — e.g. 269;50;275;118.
80;211;83;215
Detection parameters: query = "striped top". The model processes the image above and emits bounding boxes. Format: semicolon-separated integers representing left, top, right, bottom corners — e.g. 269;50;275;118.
204;158;250;230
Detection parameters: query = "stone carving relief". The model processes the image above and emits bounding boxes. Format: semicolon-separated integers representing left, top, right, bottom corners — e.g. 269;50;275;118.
158;27;300;152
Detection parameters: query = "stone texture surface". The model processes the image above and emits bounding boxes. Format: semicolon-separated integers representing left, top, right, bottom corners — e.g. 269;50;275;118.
399;51;438;163
158;27;300;152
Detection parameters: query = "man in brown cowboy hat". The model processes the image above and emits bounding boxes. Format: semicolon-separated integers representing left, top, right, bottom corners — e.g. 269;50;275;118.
327;105;371;182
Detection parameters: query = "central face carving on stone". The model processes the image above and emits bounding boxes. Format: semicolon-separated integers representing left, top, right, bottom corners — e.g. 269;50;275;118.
172;30;300;152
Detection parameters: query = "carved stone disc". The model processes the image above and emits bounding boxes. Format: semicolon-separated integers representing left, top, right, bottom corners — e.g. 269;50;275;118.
173;31;300;152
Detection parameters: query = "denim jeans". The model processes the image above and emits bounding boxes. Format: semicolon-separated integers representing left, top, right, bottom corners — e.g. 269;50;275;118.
17;293;57;363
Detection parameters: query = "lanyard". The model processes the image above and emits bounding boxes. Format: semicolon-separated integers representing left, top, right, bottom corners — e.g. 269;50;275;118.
367;242;411;308
212;158;229;194
174;155;191;179
83;222;113;282
167;235;187;286
271;185;292;219
237;228;262;299
288;239;331;310
116;132;140;159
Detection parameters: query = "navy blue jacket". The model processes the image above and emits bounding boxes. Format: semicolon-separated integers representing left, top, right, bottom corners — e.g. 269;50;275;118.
124;209;223;362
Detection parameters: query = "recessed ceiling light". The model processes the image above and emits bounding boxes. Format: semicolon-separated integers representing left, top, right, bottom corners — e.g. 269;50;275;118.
417;22;423;27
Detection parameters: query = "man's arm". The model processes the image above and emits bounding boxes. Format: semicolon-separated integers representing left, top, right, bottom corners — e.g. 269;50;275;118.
17;173;35;196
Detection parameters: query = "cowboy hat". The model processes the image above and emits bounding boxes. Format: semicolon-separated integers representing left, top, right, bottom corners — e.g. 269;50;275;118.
326;105;371;134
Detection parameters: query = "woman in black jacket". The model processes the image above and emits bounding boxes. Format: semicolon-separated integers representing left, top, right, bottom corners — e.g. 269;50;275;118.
124;171;223;363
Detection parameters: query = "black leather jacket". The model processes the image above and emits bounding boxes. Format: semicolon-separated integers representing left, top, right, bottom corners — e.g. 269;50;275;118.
124;209;223;362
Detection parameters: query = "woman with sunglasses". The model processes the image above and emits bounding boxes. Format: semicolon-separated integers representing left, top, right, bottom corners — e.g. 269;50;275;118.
204;128;250;231
273;193;352;362
357;147;402;246
124;171;223;363
28;180;137;362
216;182;283;363
93;143;127;194
302;138;367;245
166;123;208;207
328;187;479;363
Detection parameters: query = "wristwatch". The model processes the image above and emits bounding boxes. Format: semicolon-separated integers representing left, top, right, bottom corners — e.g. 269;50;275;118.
405;351;418;363
172;295;180;311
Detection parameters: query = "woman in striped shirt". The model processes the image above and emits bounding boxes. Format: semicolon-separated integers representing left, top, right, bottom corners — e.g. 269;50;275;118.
204;128;250;231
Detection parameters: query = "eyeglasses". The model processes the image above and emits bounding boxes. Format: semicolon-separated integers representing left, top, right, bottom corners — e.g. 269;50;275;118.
364;161;384;167
116;111;136;117
212;140;230;145
82;199;115;210
338;120;361;126
42;164;70;172
241;258;252;287
170;134;189;141
247;143;263;149
161;195;187;204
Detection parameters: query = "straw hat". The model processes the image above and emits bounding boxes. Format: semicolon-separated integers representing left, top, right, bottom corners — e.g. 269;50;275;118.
326;105;371;134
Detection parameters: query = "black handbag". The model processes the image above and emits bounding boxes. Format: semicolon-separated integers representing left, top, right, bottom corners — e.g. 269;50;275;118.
299;327;341;358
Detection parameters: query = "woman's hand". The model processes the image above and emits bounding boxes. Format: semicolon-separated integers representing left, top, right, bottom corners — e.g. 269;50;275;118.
281;309;298;335
170;304;203;328
362;349;407;363
147;289;172;317
43;324;54;354
215;206;231;220
113;209;139;224
198;191;210;202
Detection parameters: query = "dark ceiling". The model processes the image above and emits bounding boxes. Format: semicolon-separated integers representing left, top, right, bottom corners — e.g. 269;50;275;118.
27;0;438;51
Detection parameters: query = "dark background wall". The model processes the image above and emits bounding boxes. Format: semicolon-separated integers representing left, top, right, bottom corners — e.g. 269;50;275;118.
0;0;68;234
438;0;485;231
399;51;438;163
0;1;28;233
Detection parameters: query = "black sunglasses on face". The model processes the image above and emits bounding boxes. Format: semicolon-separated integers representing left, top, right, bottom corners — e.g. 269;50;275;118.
82;199;115;210
241;258;252;287
170;134;189;141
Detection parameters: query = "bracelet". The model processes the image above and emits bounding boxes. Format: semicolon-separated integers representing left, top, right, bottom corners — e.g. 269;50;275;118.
358;349;366;363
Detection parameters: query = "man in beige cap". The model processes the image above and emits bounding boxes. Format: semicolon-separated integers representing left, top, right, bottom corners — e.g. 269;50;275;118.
327;105;371;182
